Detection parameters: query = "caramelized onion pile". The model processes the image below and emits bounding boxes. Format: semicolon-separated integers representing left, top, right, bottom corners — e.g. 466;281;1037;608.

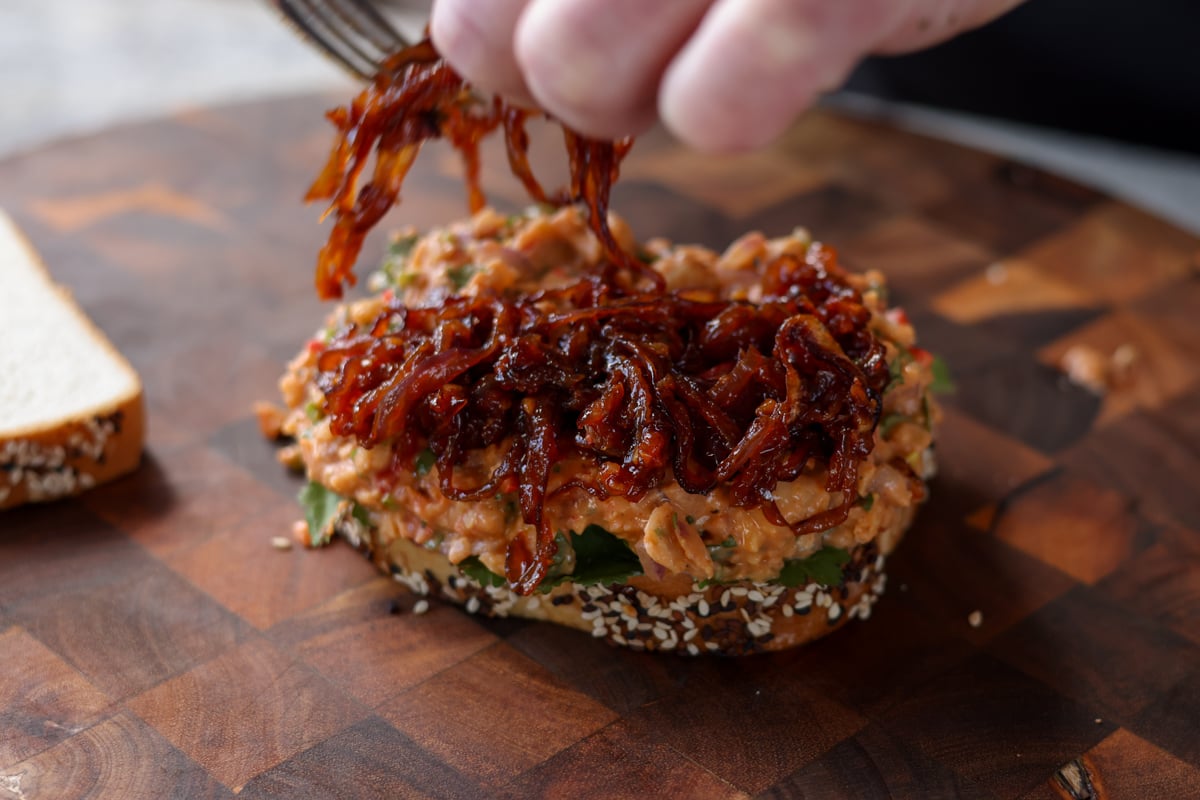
306;38;657;299
308;38;888;593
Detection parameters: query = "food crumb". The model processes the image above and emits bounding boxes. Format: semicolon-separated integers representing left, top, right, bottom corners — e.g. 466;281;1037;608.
985;262;1008;285
1095;718;1103;725
413;599;430;615
968;610;984;628
271;536;293;551
1057;343;1139;394
292;519;311;547
1110;344;1137;383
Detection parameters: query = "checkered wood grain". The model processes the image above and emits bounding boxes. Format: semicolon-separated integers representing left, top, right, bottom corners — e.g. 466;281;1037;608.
2;94;1199;799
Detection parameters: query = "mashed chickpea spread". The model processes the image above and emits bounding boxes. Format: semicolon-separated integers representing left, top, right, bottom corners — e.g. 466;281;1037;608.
280;205;940;592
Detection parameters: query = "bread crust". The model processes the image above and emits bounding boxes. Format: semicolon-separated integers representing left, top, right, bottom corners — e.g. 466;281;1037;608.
0;394;144;510
335;503;911;655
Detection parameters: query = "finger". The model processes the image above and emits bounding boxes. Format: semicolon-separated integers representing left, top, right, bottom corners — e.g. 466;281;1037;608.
876;0;1027;53
431;0;537;104
660;0;906;152
514;0;714;139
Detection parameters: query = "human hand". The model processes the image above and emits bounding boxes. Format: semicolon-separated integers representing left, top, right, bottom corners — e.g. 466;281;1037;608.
431;0;1025;152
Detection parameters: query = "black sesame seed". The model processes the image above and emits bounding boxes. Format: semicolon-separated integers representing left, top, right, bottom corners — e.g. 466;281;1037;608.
551;595;573;606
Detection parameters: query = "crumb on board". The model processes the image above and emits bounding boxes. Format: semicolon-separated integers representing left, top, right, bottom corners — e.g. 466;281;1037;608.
271;536;293;551
1057;343;1138;394
985;262;1008;285
413;599;430;615
968;610;984;628
292;519;311;547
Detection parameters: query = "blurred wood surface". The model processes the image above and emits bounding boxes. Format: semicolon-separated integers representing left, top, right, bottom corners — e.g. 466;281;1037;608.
1;93;1198;799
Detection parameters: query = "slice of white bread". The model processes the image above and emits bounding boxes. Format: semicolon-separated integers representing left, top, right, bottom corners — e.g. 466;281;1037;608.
0;210;144;510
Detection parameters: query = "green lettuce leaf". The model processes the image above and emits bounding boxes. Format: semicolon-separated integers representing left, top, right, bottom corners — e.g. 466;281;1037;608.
544;524;643;591
298;481;341;547
777;546;852;588
459;557;505;588
456;525;643;592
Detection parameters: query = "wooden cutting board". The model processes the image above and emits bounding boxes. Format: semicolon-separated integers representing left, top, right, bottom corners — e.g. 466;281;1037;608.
1;94;1198;800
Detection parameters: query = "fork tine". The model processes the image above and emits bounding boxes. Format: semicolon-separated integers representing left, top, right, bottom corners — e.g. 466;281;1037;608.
331;0;409;53
298;0;386;75
272;0;375;79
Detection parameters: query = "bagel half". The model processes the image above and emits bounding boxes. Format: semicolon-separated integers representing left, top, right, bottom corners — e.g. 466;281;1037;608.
277;206;940;654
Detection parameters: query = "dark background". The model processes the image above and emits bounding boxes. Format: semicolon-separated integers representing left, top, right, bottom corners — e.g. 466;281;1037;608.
848;0;1200;155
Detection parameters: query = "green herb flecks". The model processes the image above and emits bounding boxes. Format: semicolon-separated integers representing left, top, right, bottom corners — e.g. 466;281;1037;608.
414;448;435;477
446;263;478;290
304;401;323;423
381;233;419;288
777;546;852;588
388;233;419;259
929;355;956;394
879;413;907;438
888;348;914;389
860;494;875;511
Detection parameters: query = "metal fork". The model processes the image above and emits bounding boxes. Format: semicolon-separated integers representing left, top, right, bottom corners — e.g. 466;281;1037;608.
270;0;411;80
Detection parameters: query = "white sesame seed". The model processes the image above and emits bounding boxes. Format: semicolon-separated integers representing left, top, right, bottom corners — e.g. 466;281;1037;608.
781;605;794;618
683;628;699;642
687;643;700;656
592;626;607;638
968;610;984;628
413;600;430;615
748;590;765;603
731;587;749;597
720;590;732;606
466;596;481;614
828;603;842;622
652;627;669;641
270;537;293;551
698;599;710;617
